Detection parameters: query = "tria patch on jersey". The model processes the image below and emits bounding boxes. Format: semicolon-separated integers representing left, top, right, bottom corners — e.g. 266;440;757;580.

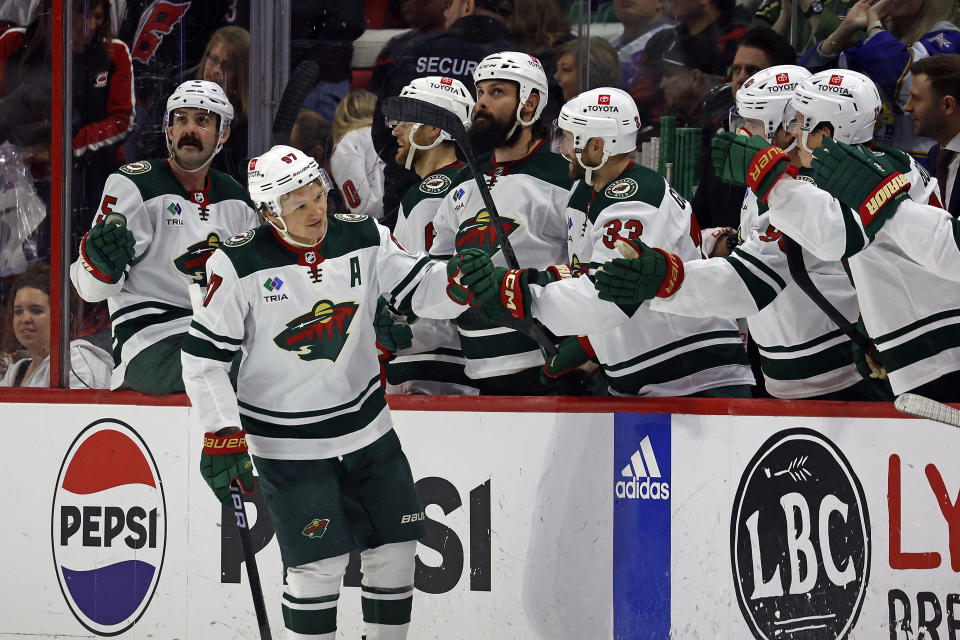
120;161;152;176
334;213;367;222
174;233;221;286
419;174;452;194
604;178;639;200
455;210;519;256
224;229;255;247
302;517;330;540
274;299;358;361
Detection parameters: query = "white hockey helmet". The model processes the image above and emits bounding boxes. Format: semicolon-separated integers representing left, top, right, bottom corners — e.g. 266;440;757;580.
247;145;334;247
473;51;549;134
164;80;235;171
732;65;812;142
395;76;475;169
553;87;639;186
787;69;881;153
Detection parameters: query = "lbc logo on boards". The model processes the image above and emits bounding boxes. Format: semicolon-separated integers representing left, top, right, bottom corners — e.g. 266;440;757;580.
730;428;870;640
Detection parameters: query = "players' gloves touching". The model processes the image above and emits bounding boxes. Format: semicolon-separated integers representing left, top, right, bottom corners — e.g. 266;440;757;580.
711;131;791;203
446;248;494;306
201;429;255;505
374;297;413;355
79;215;135;283
593;238;684;305
851;317;887;381
811;137;911;240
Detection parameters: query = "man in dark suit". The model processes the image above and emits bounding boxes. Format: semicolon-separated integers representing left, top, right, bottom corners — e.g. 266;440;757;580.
905;54;960;218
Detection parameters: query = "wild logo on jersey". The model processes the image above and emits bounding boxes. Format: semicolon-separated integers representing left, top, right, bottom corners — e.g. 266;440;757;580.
302;518;330;540
455;210;519;256
173;233;220;286
274;299;359;361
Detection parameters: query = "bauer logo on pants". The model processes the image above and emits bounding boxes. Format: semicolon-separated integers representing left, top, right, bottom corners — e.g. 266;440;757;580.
51;420;167;636
730;428;869;640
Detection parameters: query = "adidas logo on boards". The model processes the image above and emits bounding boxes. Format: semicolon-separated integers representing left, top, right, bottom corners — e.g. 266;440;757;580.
615;435;670;500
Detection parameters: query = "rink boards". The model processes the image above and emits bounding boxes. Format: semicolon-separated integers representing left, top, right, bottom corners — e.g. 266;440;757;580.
0;402;957;639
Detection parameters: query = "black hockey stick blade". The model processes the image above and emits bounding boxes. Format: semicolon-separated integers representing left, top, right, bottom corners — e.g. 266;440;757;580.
383;96;520;268
272;60;321;147
231;482;273;640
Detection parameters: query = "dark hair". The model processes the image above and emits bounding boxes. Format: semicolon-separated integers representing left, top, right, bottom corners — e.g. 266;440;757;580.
474;0;515;17
737;27;797;67
291;109;334;163
507;0;571;54
21;0;113;67
2;263;50;353
911;54;960;101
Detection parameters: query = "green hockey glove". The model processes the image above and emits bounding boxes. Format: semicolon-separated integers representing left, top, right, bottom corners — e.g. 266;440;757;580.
711;131;791;202
542;335;596;379
78;216;135;283
374;297;413;354
811;137;911;239
593;238;684;305
446;248;495;306
201;429;255;505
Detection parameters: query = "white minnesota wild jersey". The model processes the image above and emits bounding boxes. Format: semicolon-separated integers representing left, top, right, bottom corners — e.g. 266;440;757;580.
389;162;475;394
877;199;960;282
531;163;754;396
767;146;960;394
182;215;457;460
650;170;861;399
70;159;259;389
430;140;572;381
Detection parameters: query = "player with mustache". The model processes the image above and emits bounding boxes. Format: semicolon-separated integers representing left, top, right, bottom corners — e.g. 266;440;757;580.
70;80;259;393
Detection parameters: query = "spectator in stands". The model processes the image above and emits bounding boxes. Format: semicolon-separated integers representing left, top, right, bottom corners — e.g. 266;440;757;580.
331;90;385;220
695;27;797;229
1;263;112;388
507;0;575;121
801;0;960;161
196;26;249;182
751;0;859;54
0;0;134;249
290;108;345;212
554;37;622;102
371;0;516;230
608;0;674;91
657;35;727;128
906;54;960;217
368;0;447;98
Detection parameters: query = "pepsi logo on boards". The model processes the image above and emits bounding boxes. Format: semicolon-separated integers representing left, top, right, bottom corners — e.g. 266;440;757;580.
51;420;167;636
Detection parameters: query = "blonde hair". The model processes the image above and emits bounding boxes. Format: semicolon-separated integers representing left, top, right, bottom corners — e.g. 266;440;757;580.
507;0;572;54
195;26;250;117
892;0;956;45
333;90;376;141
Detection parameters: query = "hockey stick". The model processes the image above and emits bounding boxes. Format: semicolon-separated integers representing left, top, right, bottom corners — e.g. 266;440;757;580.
231;482;273;640
272;60;321;147
382;95;559;356
382;96;520;267
894;393;960;427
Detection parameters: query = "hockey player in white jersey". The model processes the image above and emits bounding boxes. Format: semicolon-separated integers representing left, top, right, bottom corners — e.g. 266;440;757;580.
617;69;960;400
451;88;755;397
70;80;260;393
182;146;462;639
378;76;477;394
430;51;574;395
806;137;960;284
593;66;888;399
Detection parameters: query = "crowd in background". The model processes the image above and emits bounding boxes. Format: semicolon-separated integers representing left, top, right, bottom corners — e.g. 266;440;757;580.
0;0;957;396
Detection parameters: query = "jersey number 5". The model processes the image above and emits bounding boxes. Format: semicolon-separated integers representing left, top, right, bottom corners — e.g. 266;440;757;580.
203;273;223;307
602;219;643;249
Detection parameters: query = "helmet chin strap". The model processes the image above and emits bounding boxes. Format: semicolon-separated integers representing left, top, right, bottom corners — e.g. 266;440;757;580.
799;129;816;154
506;100;537;139
574;150;609;187
404;124;444;170
267;215;322;249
